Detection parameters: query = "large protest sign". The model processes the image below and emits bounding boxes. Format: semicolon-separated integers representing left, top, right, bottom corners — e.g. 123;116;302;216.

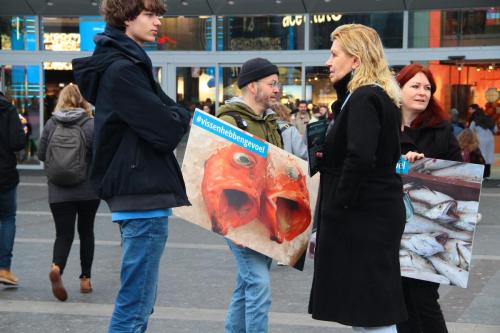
398;158;484;288
175;111;319;268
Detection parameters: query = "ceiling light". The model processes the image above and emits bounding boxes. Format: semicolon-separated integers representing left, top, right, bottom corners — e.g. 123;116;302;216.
276;0;282;3
227;0;235;5
90;0;98;6
46;0;54;6
457;65;462;71
324;0;332;2
181;0;188;5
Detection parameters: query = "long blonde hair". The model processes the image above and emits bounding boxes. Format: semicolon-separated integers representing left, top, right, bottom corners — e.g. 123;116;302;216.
271;104;292;122
331;24;400;106
55;84;93;117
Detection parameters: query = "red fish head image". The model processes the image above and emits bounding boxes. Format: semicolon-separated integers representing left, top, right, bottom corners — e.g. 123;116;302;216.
260;155;311;243
201;144;267;235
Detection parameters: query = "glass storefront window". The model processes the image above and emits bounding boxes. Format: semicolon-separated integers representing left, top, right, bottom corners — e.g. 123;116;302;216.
305;66;335;108
176;67;216;112
310;13;403;49
0;65;42;165
0;16;36;50
42;16;105;51
43;62;75;122
406;61;500;129
217;16;305;51
278;66;302;110
410;8;500;48
145;16;211;51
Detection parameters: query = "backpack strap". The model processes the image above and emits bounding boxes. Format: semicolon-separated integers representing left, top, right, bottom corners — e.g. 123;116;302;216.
222;111;248;130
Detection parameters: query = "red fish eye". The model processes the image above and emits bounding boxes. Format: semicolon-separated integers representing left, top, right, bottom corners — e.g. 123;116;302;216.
285;166;299;180
233;152;255;168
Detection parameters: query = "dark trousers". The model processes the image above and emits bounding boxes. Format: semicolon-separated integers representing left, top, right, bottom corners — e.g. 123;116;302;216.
50;199;100;278
397;278;448;333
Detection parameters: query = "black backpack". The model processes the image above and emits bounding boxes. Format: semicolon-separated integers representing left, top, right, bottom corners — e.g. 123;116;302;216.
44;117;89;186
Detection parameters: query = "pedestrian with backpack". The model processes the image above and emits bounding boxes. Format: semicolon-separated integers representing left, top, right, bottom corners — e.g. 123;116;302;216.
38;84;100;302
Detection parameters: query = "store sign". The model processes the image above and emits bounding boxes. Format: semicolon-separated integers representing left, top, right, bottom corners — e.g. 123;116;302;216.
282;14;342;28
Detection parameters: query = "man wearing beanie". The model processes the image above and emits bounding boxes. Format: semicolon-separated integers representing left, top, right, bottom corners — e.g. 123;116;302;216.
217;57;283;333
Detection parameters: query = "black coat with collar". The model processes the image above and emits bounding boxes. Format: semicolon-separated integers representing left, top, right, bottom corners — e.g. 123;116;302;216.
72;25;191;211
309;76;407;326
400;121;462;162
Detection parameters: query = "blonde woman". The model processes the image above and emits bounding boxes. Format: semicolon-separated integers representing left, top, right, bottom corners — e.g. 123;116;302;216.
308;24;407;332
38;84;99;301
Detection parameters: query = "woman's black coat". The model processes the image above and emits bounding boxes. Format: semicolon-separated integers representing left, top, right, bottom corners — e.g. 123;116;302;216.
400;121;462;161
309;81;408;327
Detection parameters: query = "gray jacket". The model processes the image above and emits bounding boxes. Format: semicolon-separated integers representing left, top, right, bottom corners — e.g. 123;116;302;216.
38;108;99;204
277;119;308;160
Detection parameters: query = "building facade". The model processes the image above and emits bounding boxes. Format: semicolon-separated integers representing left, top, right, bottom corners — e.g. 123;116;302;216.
1;6;499;168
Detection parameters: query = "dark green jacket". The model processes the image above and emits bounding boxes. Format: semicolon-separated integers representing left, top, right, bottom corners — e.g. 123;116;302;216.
217;98;283;149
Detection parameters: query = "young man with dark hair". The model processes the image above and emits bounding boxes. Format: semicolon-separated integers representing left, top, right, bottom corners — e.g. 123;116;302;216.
72;0;191;331
217;57;283;333
295;100;311;135
0;91;26;287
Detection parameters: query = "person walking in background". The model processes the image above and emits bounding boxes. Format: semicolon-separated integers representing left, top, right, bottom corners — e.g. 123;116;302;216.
309;104;330;124
217;57;283;333
271;103;307;160
0;91;26;287
72;0;191;331
458;128;486;166
309;24;407;333
450;108;465;137
38;84;100;301
396;63;462;333
294;100;311;135
469;107;497;178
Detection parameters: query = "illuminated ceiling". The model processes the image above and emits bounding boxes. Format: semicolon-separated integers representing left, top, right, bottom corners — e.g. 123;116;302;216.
3;0;499;16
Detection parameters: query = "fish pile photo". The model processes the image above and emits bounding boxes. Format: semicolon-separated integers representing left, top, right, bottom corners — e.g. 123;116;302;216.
400;158;484;288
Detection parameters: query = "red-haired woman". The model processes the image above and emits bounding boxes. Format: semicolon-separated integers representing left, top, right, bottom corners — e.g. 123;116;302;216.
396;64;461;333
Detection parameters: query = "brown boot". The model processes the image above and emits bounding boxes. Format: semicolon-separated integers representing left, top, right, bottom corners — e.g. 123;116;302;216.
80;276;92;293
49;264;67;301
0;269;18;286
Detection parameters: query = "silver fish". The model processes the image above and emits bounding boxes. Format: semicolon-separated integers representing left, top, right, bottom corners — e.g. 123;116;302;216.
407;187;454;206
456;200;480;214
404;215;473;242
457;243;472;269
453;220;475;232
428;255;469;288
400;249;437;273
401;233;446;257
412;159;461;173
412;200;458;223
401;267;451;285
442;239;470;269
430;164;484;182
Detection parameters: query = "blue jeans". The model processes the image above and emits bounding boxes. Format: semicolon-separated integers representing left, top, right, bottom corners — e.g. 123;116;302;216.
225;238;272;333
108;217;168;333
0;187;17;270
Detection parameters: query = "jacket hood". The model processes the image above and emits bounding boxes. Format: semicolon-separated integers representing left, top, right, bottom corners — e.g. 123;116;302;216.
217;97;277;121
0;92;14;112
72;24;153;104
52;108;88;123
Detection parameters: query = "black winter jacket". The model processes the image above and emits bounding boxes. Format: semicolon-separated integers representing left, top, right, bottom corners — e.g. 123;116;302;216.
400;121;462;162
72;25;191;211
0;93;26;191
